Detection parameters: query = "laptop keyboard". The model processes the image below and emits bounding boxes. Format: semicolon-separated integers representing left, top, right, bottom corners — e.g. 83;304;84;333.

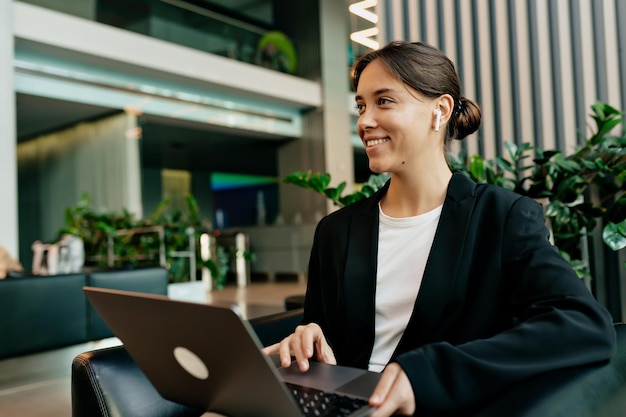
286;382;370;417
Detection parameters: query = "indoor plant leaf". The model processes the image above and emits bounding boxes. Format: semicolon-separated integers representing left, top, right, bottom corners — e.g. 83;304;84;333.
323;182;347;204
603;221;626;251
469;154;484;181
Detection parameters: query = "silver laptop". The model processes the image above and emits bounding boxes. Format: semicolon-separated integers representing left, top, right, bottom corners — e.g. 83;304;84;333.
83;286;381;417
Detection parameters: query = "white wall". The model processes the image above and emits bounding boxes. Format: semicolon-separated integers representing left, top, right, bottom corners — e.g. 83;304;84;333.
0;0;18;258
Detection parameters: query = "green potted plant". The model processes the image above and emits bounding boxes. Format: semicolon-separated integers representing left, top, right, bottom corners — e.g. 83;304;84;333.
284;101;626;280
57;193;246;289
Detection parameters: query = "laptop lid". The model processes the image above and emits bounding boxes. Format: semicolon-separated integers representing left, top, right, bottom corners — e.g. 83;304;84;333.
83;286;380;417
84;286;305;416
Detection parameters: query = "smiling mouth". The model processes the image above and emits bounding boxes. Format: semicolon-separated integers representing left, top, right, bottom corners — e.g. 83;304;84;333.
365;138;390;147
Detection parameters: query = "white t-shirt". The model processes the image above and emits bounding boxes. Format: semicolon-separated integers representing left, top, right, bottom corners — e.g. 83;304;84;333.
368;203;443;372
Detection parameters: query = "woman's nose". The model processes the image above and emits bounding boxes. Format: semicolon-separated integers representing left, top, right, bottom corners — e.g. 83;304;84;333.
357;108;377;131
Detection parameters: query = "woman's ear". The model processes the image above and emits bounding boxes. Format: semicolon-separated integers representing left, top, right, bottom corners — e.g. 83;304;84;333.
434;94;455;127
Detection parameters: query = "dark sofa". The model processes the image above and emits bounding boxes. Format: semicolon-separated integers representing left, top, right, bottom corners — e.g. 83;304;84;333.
0;272;89;359
71;320;626;417
0;267;168;359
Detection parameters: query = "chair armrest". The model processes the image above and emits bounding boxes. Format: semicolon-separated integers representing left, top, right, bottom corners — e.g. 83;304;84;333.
474;323;626;417
248;308;304;346
71;346;204;417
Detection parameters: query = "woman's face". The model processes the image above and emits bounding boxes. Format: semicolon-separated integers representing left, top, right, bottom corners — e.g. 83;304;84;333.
355;59;438;175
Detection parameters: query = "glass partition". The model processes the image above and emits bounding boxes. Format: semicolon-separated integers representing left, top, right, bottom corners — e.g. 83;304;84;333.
21;0;301;77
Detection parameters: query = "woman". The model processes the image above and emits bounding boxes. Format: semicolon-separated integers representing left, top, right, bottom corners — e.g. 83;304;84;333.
263;41;616;416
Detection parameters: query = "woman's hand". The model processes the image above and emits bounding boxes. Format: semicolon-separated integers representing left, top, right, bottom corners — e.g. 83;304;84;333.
369;362;416;417
261;323;336;371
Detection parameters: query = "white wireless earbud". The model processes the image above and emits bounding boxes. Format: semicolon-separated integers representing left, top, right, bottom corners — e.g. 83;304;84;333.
434;108;442;132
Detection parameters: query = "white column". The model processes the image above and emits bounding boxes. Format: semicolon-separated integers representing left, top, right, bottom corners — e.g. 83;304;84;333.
320;0;354;213
0;0;18;258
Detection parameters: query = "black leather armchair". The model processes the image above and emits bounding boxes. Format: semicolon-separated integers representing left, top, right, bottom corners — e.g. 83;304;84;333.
71;308;304;417
473;322;626;417
72;318;626;417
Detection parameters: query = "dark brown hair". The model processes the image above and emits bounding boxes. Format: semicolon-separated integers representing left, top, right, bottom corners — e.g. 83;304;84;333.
351;41;481;147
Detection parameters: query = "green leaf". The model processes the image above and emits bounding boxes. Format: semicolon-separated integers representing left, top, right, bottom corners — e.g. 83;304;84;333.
323;181;347;203
495;156;514;174
553;176;587;203
339;193;366;206
533;150;559;165
504;141;518;161
309;173;331;193
518;142;534;154
485;168;498;185
95;221;116;235
581;159;597;170
283;171;314;189
596;118;622;140
499;178;517;191
553;154;581;172
469;154;484;181
603;221;626;251
365;172;390;189
359;184;377;197
545;200;563;218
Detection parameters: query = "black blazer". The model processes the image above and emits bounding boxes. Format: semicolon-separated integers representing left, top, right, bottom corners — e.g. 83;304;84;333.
302;172;616;414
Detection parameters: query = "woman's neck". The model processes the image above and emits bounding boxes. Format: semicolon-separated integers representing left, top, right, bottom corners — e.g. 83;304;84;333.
381;163;452;218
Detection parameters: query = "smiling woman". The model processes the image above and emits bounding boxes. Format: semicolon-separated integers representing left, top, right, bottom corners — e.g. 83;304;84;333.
351;41;481;217
352;40;481;153
267;41;616;417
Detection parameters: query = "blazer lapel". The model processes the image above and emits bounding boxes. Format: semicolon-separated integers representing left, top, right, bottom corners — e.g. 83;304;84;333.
341;182;389;367
395;172;477;353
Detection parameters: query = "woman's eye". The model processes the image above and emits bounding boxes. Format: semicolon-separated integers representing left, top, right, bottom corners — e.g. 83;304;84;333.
355;103;364;113
379;98;392;105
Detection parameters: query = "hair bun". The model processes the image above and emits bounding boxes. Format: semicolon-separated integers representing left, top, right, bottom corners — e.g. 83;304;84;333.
455;97;481;140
